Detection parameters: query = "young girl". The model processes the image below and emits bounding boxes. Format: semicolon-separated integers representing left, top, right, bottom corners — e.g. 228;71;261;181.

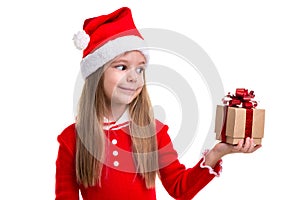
55;7;261;200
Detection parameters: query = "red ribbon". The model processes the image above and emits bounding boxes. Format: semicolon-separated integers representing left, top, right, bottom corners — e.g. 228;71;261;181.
245;109;253;139
222;88;257;109
221;106;228;143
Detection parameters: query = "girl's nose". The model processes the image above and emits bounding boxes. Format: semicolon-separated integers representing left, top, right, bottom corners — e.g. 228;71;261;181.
126;69;137;82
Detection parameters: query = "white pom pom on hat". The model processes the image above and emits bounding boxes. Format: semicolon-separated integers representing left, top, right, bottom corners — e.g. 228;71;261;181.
73;7;149;79
73;31;90;50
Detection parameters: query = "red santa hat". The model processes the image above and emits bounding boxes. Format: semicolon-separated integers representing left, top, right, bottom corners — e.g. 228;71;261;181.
73;7;148;79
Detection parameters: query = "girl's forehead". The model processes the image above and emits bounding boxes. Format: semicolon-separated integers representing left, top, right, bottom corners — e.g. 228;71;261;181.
109;51;146;65
118;50;145;60
103;51;146;70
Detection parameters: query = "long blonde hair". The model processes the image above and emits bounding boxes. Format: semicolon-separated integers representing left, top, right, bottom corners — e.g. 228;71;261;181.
75;58;158;189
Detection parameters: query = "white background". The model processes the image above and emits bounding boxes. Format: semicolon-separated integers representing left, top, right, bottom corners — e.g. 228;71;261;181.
1;0;299;199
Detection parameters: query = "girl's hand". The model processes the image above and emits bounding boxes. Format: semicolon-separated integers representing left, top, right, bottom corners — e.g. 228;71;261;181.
214;137;262;157
204;137;262;168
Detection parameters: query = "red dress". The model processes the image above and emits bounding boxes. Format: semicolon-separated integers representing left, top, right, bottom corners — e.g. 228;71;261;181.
55;118;222;200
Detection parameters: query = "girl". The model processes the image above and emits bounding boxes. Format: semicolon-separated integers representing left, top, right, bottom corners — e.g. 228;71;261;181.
55;7;261;200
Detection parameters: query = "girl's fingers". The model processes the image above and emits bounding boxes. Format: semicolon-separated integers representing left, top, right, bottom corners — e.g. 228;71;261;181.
247;138;255;152
233;137;258;153
248;138;263;153
233;139;244;152
240;137;250;153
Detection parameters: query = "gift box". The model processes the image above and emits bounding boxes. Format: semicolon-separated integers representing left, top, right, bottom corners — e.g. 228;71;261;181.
214;88;265;145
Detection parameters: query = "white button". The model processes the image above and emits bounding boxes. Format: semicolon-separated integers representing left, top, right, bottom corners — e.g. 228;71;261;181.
112;150;118;156
112;139;117;145
113;161;119;167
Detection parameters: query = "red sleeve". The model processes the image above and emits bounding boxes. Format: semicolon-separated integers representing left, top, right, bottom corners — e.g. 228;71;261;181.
156;120;222;200
55;124;80;200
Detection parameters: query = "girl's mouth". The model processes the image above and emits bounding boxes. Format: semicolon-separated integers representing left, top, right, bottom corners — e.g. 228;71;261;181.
118;86;137;92
117;86;139;95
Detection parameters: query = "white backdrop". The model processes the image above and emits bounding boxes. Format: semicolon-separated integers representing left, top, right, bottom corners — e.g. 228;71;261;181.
1;0;299;199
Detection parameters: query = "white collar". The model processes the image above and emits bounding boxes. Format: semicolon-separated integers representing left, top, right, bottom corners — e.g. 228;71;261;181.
103;109;130;130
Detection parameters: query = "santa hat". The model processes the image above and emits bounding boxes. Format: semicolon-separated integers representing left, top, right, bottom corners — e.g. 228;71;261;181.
73;7;148;79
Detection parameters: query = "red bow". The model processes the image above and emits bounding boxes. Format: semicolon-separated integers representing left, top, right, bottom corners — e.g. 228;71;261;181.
222;88;258;109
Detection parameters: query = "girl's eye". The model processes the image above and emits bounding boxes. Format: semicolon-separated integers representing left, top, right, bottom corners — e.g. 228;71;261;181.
115;65;127;71
136;67;145;74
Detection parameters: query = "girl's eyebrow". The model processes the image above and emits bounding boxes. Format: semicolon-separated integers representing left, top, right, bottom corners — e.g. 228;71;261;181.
111;59;128;64
111;59;146;65
139;61;146;65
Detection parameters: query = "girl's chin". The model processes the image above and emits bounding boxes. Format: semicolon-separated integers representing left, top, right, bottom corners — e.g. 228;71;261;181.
111;95;136;105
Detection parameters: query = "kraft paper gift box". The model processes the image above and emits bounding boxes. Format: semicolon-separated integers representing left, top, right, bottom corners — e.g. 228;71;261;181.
214;88;265;145
215;105;265;145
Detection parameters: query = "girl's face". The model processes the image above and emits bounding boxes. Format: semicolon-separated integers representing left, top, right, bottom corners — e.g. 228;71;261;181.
103;50;146;107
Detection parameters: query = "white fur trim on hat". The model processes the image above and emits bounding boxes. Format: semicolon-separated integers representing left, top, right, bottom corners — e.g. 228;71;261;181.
80;35;149;79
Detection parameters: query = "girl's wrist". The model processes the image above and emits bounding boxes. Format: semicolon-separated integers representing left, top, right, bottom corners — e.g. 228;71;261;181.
211;147;225;160
204;148;224;168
